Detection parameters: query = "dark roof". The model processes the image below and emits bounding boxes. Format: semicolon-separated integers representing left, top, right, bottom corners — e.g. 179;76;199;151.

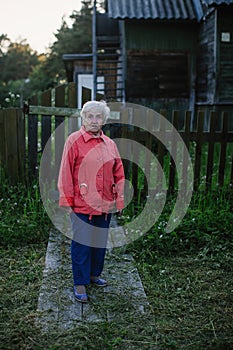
107;0;204;21
62;54;93;61
203;0;233;4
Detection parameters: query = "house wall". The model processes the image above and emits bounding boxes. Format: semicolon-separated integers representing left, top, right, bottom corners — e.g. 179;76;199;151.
125;20;198;51
124;20;198;113
196;6;233;130
217;6;233;102
196;10;217;104
73;60;93;82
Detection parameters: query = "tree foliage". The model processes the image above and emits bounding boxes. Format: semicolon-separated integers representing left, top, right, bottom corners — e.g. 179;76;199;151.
0;0;95;107
54;0;93;56
0;40;39;83
31;0;93;92
0;37;40;107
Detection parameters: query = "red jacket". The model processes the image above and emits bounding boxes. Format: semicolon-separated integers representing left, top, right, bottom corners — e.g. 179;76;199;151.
58;126;125;215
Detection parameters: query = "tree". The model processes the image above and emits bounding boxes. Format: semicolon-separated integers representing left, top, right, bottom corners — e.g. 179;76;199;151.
54;0;93;55
0;34;10;57
0;0;105;106
0;39;39;83
0;38;40;107
32;0;93;91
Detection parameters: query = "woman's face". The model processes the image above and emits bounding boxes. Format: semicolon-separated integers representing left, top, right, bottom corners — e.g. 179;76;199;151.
83;110;105;134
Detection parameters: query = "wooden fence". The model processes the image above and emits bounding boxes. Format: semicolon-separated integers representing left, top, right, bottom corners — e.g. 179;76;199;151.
0;82;233;200
0;108;25;184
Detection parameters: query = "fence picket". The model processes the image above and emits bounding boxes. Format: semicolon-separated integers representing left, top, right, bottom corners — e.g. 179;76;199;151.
2;109;24;183
144;109;153;194
194;111;205;190
17;108;25;180
54;85;66;183
230;154;233;186
169;110;179;194
157;110;167;191
206;112;217;189
68;82;79;134
28;95;38;179
1;82;233;195
218;112;228;187
181;111;191;192
41;90;52;152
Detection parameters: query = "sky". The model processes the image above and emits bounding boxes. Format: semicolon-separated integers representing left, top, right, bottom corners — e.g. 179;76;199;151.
0;0;83;54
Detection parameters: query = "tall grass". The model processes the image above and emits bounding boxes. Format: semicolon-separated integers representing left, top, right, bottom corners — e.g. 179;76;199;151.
123;188;233;259
0;172;51;247
0;171;232;349
122;188;233;350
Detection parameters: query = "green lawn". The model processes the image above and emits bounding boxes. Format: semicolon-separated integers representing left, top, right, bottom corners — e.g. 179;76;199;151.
0;180;232;349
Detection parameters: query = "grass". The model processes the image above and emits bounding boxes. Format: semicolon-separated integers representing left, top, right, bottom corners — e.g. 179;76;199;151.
0;177;233;349
133;253;233;349
0;175;50;247
123;189;233;349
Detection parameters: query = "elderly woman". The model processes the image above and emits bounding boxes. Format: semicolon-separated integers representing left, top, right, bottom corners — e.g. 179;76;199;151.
58;100;125;303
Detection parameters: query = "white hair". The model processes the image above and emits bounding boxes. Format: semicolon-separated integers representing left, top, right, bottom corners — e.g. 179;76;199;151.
80;100;110;123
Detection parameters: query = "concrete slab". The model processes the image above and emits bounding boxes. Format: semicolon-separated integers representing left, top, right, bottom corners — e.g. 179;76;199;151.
36;218;150;332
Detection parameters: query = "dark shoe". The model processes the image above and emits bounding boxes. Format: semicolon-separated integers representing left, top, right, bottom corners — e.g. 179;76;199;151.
73;286;88;303
91;278;107;287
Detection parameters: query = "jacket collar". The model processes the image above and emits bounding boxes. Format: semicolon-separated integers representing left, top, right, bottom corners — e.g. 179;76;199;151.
80;126;106;143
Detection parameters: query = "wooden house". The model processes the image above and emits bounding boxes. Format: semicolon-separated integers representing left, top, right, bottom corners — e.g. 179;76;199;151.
63;0;233;124
196;0;233;122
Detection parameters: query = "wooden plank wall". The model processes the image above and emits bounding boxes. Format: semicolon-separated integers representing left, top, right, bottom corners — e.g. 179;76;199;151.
126;50;189;99
218;7;233;102
196;10;216;104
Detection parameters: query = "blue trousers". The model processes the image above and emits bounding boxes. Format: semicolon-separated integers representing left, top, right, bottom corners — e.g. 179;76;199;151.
70;212;111;286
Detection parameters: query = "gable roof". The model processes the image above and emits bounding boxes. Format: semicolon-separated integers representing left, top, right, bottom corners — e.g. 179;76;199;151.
107;0;204;21
203;0;233;4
